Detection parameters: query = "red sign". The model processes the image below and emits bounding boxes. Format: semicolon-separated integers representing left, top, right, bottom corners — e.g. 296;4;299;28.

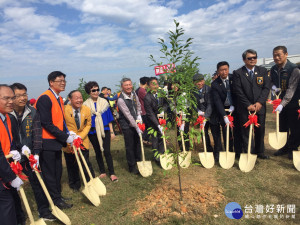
154;63;176;76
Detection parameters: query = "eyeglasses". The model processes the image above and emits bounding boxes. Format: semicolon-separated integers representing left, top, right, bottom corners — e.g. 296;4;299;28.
91;89;100;93
0;96;16;102
15;93;28;99
53;80;67;84
247;56;257;60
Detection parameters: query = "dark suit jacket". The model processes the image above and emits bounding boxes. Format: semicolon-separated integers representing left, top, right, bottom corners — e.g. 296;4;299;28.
144;92;168;129
193;84;212;119
210;75;234;124
232;66;271;115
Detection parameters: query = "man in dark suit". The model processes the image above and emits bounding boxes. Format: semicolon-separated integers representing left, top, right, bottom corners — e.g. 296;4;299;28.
210;61;235;159
193;73;214;154
36;71;74;209
144;77;168;162
232;49;271;159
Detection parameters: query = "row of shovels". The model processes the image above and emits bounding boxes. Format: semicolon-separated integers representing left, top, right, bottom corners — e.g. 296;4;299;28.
6;146;107;225
137;97;300;176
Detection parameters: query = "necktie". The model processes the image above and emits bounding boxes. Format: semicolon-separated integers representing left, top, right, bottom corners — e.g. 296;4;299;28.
74;110;80;129
249;70;254;80
224;80;232;106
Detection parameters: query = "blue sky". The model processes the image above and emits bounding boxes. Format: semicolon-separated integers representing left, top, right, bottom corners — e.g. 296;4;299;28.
1;0;300;98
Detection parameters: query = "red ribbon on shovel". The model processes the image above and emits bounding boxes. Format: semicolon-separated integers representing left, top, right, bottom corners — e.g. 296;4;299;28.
159;118;168;130
267;99;282;113
28;155;41;172
243;114;260;128
194;115;205;129
176;115;182;127
227;115;234;128
73;137;85;151
10;162;27;180
137;123;145;132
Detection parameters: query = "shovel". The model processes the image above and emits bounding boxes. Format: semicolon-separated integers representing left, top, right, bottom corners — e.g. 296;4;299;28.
239;112;257;172
178;130;191;168
160;130;174;170
199;126;215;169
292;100;300;171
8;156;47;225
72;146;100;207
268;91;287;150
77;147;106;196
137;133;153;177
24;152;71;225
219;113;235;169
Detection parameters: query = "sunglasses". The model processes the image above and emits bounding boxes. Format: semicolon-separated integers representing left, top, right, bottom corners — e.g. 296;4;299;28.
91;89;100;93
247;56;257;60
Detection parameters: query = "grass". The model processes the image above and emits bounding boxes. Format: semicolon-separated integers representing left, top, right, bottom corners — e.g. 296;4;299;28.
22;105;300;225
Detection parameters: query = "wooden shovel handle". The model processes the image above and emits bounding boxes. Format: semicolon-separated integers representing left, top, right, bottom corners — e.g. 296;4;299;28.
72;146;88;186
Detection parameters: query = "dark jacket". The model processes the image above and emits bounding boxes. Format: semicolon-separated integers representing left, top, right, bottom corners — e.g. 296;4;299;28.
193;84;212;119
270;59;300;108
210;75;235;124
232;65;271;115
36;93;68;151
144;91;169;129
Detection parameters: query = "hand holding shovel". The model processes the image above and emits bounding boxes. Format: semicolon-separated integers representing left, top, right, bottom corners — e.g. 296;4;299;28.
239;112;258;172
24;151;71;225
7;154;47;225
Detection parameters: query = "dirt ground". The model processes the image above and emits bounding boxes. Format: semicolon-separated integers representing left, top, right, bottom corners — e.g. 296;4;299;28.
133;163;225;224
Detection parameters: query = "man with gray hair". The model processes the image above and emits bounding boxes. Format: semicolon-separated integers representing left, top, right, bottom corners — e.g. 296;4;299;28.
232;49;271;159
117;78;142;174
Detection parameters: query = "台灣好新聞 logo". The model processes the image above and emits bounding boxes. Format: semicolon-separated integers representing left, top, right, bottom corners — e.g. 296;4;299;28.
225;202;243;219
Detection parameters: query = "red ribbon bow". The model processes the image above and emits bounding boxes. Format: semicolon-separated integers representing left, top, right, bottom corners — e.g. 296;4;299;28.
176;115;182;127
158;118;167;130
298;109;300;119
138;123;145;132
28;155;40;172
194;115;205;129
227;115;234;128
10;162;27;180
73;137;85;150
268;99;282;113
243;114;260;128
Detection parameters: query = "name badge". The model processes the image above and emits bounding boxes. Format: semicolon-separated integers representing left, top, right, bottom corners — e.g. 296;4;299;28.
257;77;263;85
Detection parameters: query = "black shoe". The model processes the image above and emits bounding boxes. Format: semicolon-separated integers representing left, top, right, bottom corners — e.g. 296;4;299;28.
130;167;140;175
41;213;57;221
55;200;73;209
274;148;288;156
257;154;270;159
61;196;72;201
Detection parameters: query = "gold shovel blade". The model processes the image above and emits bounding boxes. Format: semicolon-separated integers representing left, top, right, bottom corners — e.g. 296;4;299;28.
51;206;71;225
239;153;257;172
219;152;235;169
137;161;153;177
82;185;101;207
269;132;287;150
199;152;215;169
178;152;191;168
89;178;106;196
293;151;300;172
160;153;174;170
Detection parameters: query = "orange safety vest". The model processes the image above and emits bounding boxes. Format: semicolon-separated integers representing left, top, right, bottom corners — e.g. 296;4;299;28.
36;90;64;139
116;92;121;112
0;114;13;156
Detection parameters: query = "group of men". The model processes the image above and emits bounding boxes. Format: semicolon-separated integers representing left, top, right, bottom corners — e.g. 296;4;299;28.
116;46;299;174
0;46;299;225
